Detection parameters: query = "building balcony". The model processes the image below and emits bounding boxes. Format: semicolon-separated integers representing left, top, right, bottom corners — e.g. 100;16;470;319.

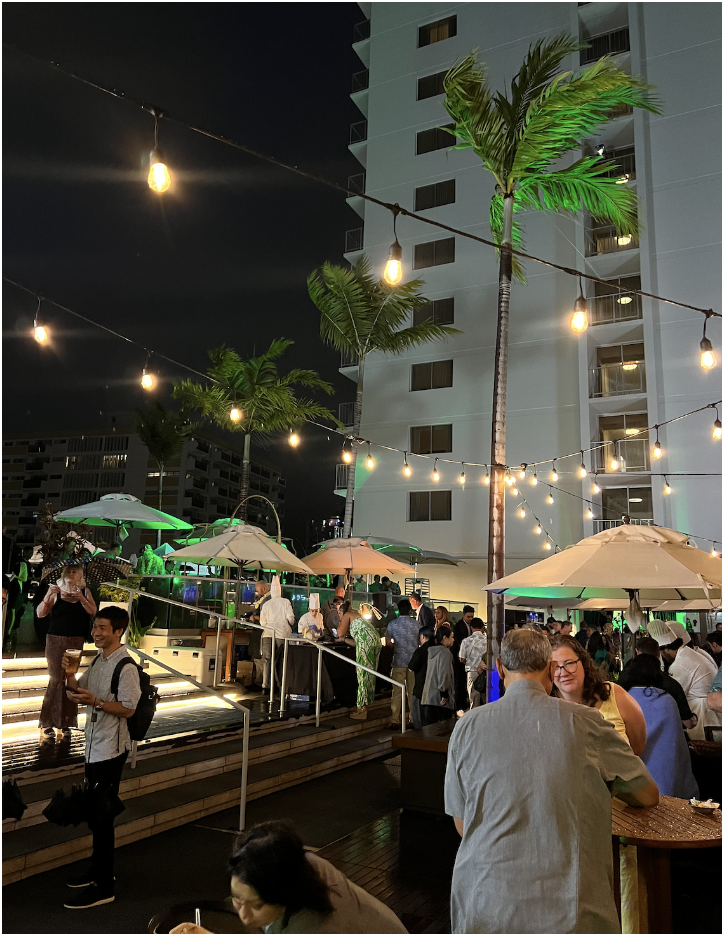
602;148;636;183
345;227;364;253
335;464;349;493
580;27;630;64
585;225;637;257
351;69;369;93
353;19;370;43
339;402;355;428
593;517;654;533
592;438;650;473
349;120;368;145
590;292;642;325
607;102;634;120
340;350;359;369
347;172;366;196
589;362;646;398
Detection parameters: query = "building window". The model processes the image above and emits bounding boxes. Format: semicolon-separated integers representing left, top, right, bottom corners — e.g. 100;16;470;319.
102;454;127;469
418;15;457;47
410;424;453;455
416;125;455;155
415;179;455;211
409;490;452;521
411;360;453;391
414;238;455;269
417;70;447;100
602;486;653;522
413;297;454;326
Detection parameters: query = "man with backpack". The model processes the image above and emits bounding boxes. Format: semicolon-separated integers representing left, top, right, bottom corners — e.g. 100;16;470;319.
62;606;142;908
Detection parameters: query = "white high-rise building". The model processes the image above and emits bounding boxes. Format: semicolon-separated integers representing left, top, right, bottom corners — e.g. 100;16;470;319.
338;3;721;605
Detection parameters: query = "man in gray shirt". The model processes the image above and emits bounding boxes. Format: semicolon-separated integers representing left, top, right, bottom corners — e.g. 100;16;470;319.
62;605;141;909
445;628;658;934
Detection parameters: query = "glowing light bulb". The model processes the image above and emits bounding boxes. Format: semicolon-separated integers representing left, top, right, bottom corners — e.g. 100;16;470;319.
141;369;155;391
700;335;716;369
483;472;490;485
342;446;353;464
713;419;723;441
712;547;719;558
550;468;558;483
652;441;662;459
664;480;671;495
504;474;513;486
518;507;526;518
547;493;554;505
511;486;519;496
535;524;542;535
288;432;300;448
610;456;619;471
570;310;588;333
544;540;552;551
518;467;526;480
578;465;587;479
458;470;466;485
229;407;242;423
617;234;632;246
586;508;593;519
530;474;538;486
366;454;375;469
383;240;403;286
33;323;48;344
432;468;440;482
403;462;412;478
148;150;171;193
592;481;601;494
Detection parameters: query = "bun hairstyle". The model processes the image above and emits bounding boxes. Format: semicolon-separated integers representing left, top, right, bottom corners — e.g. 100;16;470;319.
436;625;453;644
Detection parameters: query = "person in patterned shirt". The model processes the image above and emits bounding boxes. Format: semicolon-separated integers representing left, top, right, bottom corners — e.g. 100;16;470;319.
459;619;487;708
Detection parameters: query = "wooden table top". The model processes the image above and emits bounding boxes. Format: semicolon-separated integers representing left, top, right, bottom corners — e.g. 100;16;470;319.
392;719;456;753
612;795;722;849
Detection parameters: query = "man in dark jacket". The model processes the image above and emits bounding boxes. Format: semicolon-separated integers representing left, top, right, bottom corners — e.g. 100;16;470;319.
408;625;435;729
321;588;346;640
409;592;434;630
452;606;475;711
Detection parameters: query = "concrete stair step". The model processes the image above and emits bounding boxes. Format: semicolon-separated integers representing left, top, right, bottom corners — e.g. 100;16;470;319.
2;725;395;884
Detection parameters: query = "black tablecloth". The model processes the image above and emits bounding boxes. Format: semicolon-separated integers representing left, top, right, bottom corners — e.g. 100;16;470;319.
285;642;335;703
284;641;396;707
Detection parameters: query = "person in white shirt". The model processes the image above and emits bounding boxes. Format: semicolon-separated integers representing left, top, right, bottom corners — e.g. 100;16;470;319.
458;619;487;708
648;620;720;740
298;593;324;641
259;576;295;693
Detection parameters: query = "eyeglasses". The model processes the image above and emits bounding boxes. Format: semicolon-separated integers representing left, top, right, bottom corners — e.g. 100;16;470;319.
553;659;581;675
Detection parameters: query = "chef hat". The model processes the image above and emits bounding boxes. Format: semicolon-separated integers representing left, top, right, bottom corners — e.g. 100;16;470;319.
646;619;677;646
271;575;282;598
308;593;320;611
665;621;691;646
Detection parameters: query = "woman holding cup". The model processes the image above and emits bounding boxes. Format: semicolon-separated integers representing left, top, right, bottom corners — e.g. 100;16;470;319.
37;565;96;741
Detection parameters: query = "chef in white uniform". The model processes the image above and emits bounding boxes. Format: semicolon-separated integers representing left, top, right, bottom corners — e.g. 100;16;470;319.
298;593;324;641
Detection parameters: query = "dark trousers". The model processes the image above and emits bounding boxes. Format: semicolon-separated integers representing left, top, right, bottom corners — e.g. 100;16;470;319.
421;705;454;725
85;751;128;889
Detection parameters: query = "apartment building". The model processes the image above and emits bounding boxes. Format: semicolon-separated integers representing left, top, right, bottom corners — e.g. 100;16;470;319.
338;3;722;601
2;420;285;553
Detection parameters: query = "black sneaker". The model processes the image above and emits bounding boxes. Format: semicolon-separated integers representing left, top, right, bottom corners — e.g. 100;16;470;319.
64;884;115;909
67;871;115;888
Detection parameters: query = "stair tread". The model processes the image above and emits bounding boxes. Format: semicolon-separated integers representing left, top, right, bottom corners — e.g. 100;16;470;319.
2;728;393;860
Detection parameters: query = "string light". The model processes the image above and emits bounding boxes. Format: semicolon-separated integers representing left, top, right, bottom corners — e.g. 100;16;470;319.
504;470;513;486
547;492;554;505
288;431;300;448
432;458;440;482
33;297;48;344
229;406;242;423
578;451;587;479
147;109;171;194
140;368;155;391
530;471;538;486
664;476;672;495
518;505;526;518
511;486;519;496
458;464;466;485
342;440;353;464
544;539;553;551
518;465;527;480
550;461;558;483
403;452;412;477
383;206;403;286
713;407;722;440
365;443;375;469
592;477;601;494
652;428;662;459
610;443;620;472
700;315;716;369
712;545;720;558
482;466;489;485
535;524;543;535
570;275;589;333
586;507;593;519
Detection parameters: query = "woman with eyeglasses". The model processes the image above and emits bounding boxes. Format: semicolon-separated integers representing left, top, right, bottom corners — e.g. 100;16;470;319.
550;635;646;755
170;821;408;934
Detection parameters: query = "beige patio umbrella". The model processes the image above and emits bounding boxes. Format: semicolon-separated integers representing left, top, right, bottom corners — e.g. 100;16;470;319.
484;524;722;606
167;524;314;575
302;538;412;577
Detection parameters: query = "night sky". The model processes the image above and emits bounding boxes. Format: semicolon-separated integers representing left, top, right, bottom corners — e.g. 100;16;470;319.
3;3;363;548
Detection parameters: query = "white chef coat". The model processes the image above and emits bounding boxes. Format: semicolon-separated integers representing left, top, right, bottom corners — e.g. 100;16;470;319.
669;645;721;740
260;596;295;639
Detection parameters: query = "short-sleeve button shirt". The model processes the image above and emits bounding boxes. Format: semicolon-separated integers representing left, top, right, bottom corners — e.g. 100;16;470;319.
78;646;141;763
385;615;420;669
458;631;487;672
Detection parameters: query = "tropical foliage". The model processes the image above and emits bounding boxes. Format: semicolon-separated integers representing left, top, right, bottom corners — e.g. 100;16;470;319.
133;402;195;510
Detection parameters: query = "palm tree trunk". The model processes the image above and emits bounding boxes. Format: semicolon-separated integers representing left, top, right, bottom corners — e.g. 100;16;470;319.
486;193;514;700
239;433;252;521
156;460;164;548
343;356;365;538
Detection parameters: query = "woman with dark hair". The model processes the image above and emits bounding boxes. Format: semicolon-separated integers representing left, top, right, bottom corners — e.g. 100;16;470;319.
620;654;699;799
586;630;612;673
421;626;456;724
550;635;646;755
170;821;408;934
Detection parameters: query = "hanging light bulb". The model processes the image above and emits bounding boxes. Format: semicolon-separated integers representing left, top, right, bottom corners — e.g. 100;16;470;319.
518;506;526;518
530;471;538;486
365;443;375;469
535;524;543;535
664;476;671;495
229;406;242;423
550;461;558;483
33;296;48;343
483;467;490;485
511;486;519;496
382;206;403;285
403;452;412;477
147;110;171;193
713;419;723;441
432;458;440;483
700;315;716;368
504;471;513;486
712;545;719;558
140;368;155;391
547;492;554;505
570;275;589;333
458;464;466;485
289;431;300;448
518;465;527;480
578;451;587;479
544;539;552;551
586;507;593;519
610;442;619;471
342;440;353;464
592;477;601;494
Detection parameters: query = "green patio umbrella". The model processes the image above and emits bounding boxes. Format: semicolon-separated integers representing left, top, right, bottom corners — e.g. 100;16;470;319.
55;493;193;533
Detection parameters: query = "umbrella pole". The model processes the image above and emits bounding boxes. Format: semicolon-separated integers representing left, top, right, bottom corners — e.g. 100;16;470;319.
270;637;276;707
213;618;222;689
239;707;250;832
316;647;323;728
280;638;288;714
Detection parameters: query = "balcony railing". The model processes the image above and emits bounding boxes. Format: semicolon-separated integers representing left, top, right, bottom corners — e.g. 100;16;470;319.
593;517;654;533
338;402;355;426
602;148;636;182
347;172;366;195
590;292;643;325
585;224;637;256
580;27;630;64
340;350;360;368
353;19;371;42
349;120;368;144
335;464;350;490
351;69;369;93
608;102;634;119
591;438;650;473
589;361;646;398
345;227;364;253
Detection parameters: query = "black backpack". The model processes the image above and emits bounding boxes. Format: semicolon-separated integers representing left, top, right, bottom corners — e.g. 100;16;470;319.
88;655;159;742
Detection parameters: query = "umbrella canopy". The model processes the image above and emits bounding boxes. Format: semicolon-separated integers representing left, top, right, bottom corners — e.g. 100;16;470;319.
175;517;247;546
153;542;178;557
485;524;722;604
42;555;132;585
358;535;460;567
167;525;313;574
55;494;193;531
302;538;412;576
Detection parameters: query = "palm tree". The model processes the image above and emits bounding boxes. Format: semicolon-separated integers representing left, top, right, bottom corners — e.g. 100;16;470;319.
173;340;338;520
133;402;195;545
442;36;660;672
308;255;460;536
